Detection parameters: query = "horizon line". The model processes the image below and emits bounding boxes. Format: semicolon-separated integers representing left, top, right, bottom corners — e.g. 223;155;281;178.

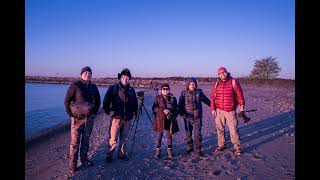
25;75;295;80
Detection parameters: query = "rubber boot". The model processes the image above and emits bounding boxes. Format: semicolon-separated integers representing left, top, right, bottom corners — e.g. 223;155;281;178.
154;148;161;159
167;148;173;159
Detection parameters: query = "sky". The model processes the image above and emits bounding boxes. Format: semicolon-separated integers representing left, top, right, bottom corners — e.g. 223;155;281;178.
25;0;295;79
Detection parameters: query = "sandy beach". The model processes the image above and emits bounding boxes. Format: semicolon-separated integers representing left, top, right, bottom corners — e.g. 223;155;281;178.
25;83;295;180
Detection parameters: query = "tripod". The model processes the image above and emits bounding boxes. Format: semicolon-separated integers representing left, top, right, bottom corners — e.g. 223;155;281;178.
128;91;154;157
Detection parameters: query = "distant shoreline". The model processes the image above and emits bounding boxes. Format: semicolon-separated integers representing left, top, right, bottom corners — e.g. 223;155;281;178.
25;76;295;88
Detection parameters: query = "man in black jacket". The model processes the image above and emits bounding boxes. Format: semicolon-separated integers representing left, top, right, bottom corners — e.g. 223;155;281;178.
103;68;138;162
64;66;101;175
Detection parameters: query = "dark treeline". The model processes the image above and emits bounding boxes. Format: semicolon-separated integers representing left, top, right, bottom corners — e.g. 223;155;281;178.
25;76;295;88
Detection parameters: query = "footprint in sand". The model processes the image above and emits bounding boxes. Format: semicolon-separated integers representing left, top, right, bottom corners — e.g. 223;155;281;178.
213;169;221;175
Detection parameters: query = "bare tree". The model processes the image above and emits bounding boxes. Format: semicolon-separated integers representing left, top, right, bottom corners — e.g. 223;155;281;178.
250;56;281;80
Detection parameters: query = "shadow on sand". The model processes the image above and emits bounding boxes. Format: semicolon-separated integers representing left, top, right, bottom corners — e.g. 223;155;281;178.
73;93;294;179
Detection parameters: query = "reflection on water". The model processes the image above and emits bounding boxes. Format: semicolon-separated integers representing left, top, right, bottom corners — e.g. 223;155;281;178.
25;83;108;139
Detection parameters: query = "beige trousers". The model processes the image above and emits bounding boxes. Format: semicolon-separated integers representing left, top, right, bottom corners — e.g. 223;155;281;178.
106;117;132;156
215;109;241;150
69;115;95;169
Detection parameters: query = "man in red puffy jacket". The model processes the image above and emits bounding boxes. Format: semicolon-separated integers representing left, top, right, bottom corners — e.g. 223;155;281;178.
210;67;245;155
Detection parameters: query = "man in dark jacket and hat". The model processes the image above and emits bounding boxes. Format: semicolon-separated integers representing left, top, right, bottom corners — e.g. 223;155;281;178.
178;77;210;157
103;68;138;162
64;66;101;175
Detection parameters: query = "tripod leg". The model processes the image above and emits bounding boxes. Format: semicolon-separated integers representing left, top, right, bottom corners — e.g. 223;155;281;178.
142;103;154;125
128;116;137;138
129;116;140;157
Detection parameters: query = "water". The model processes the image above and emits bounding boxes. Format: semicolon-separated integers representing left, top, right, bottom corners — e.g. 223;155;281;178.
25;83;108;139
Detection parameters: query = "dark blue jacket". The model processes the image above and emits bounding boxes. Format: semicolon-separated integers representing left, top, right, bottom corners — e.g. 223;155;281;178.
103;82;138;121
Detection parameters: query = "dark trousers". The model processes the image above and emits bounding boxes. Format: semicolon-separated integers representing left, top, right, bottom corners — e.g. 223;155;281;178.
184;117;202;153
155;130;172;148
69;116;94;169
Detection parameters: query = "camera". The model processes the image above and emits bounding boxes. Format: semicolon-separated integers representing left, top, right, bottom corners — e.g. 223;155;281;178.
166;112;174;120
136;91;145;115
137;91;144;98
137;91;144;101
238;111;250;123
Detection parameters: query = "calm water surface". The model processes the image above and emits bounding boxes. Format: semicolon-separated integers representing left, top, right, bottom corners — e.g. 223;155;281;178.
25;83;108;139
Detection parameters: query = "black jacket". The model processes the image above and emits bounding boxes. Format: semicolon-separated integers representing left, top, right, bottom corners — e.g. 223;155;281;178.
64;79;101;117
103;82;138;121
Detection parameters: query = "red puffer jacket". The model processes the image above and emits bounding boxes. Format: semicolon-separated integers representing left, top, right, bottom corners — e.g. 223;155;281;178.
210;77;245;112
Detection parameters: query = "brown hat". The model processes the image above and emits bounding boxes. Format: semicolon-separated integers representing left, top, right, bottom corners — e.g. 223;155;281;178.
118;68;132;79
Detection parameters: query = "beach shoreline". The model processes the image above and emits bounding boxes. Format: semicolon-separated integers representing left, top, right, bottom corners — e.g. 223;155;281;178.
25;84;295;180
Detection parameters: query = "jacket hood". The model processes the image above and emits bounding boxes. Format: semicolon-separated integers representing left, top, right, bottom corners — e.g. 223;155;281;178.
185;78;198;90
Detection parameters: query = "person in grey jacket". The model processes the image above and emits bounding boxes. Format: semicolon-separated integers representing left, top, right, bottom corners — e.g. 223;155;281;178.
178;78;210;157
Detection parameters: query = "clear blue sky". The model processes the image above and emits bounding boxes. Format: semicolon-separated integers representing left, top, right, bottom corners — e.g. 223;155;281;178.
25;0;295;79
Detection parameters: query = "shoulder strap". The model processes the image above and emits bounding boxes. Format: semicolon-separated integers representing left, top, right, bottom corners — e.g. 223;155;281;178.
214;80;219;90
213;79;237;100
113;84;119;96
215;79;236;90
232;79;236;90
213;80;219;100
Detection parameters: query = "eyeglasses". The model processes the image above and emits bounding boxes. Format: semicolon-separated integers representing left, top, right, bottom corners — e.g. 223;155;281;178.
162;88;170;91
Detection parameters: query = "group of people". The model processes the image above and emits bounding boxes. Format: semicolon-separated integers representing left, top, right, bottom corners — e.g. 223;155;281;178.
64;66;246;175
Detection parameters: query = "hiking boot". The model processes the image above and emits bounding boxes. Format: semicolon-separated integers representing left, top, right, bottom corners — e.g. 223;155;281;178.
69;166;77;176
118;152;129;161
154;148;161;159
105;154;112;163
213;146;226;153
185;147;194;154
81;160;94;167
167;148;173;159
235;148;241;156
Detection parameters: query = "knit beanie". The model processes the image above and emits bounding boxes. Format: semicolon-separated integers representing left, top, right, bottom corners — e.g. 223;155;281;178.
80;66;92;75
160;83;170;89
218;67;227;74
